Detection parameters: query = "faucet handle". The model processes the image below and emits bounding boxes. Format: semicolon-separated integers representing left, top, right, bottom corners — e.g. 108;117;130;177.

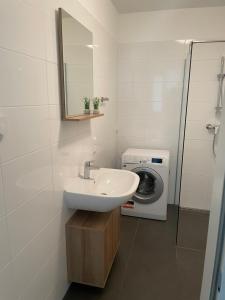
84;160;94;167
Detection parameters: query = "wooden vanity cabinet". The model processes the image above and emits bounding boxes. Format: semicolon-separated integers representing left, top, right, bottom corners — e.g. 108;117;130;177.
66;208;120;288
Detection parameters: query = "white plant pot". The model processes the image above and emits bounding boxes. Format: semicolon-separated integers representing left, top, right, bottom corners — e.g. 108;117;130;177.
93;109;99;114
84;109;90;114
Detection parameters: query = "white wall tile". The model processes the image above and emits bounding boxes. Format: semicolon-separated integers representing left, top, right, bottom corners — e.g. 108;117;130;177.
0;168;5;217
118;41;187;63
48;105;79;144
118;81;182;102
20;262;50;300
116;135;149;159
190;59;220;82
118;98;181;119
117;116;147;138
1;148;53;214
44;243;68;300
185;120;212;141
0;0;118;298
186;101;214;122
0;263;18;300
0;48;48;107
45;9;58;63
0;217;12;270
192;42;225;60
118;82;134;100
7;186;57;257
51;137;89;194
188;81;218;103
0;106;50;163
133;60;184;83
117;61;134;83
77;0;118;38
133;81;182;101
46;62;60;105
117;41;184;203
118;7;225;43
0;0;46;59
4;5;116;300
182;139;214;176
11;212;65;298
22;0;53;13
19;241;68;300
180;171;212;210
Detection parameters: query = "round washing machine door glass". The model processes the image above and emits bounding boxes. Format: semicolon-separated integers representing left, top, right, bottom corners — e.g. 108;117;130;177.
132;167;164;204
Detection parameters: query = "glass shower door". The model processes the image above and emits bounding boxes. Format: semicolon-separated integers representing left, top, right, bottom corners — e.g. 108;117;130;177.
176;41;225;299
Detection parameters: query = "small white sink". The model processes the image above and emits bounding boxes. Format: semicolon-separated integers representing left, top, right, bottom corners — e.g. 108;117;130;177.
64;168;140;212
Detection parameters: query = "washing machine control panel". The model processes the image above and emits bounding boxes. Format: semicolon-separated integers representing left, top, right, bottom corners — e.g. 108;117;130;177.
151;158;163;164
140;158;163;164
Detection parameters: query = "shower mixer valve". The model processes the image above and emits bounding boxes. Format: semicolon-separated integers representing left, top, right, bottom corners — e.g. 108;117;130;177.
217;73;225;80
206;123;220;133
206;123;220;157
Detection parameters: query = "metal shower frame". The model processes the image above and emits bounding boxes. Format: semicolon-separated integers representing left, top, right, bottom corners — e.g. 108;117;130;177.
175;39;225;208
175;39;225;300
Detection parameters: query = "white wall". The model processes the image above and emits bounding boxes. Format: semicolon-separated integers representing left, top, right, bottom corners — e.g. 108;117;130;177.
119;6;225;43
78;0;118;38
116;41;187;204
117;6;225;205
0;1;118;299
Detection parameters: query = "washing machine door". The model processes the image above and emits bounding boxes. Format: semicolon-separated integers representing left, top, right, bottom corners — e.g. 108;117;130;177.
131;167;164;204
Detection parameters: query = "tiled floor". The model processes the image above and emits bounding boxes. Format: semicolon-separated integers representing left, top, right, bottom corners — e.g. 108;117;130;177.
177;208;209;251
63;206;207;300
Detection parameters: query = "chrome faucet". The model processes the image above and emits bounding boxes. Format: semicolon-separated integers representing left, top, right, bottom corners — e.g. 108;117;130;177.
83;160;98;179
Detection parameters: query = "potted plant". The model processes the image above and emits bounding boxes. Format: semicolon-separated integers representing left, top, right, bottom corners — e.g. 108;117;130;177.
93;97;100;114
83;97;90;114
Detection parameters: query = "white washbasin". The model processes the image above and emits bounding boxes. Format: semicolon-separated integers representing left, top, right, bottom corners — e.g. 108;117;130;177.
64;168;140;212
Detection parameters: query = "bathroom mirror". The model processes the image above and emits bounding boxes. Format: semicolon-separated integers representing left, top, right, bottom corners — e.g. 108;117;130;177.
58;8;94;120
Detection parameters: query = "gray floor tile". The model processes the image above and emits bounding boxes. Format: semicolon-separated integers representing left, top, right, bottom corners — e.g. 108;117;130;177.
120;246;179;300
176;247;205;300
177;209;209;251
63;284;101;300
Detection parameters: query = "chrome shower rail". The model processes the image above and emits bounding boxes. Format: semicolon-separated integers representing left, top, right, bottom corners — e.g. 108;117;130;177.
216;56;225;111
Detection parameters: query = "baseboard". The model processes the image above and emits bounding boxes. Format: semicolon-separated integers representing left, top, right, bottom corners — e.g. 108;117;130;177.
180;206;210;216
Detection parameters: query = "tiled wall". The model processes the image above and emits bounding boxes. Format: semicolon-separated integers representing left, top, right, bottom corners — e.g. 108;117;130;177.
118;6;225;43
0;1;118;299
116;7;225;206
180;42;225;210
116;41;187;204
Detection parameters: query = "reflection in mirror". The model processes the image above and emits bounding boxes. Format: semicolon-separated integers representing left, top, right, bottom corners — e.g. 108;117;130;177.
58;8;93;119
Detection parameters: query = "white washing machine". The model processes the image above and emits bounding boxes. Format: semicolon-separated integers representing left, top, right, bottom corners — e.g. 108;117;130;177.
121;148;170;220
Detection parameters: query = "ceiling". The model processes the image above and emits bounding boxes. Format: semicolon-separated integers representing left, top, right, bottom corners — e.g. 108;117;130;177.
111;0;225;13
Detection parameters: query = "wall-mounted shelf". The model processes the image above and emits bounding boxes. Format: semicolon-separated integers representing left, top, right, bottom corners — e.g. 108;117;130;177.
65;113;104;121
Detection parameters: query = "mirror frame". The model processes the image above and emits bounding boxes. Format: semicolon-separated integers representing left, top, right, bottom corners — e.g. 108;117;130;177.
58;8;100;121
58;8;68;120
